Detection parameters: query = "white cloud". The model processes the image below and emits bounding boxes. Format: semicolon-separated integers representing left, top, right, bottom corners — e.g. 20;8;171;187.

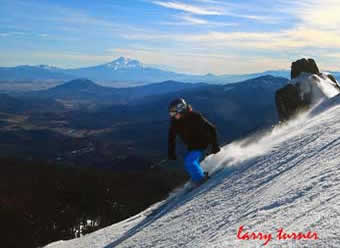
152;1;223;15
225;12;280;23
180;15;208;24
1;0;143;40
291;0;340;30
164;14;237;26
194;0;221;4
121;21;340;52
325;53;340;59
152;0;280;23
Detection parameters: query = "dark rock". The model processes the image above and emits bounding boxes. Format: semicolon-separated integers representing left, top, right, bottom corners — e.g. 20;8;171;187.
275;84;308;122
275;58;340;122
326;74;338;84
291;58;320;79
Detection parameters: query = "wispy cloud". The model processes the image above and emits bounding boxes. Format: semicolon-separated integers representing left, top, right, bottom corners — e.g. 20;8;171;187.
287;0;340;30
1;0;143;40
120;26;340;60
194;0;221;4
180;15;208;24
123;0;340;52
325;53;340;59
163;14;237;26
152;1;223;15
152;0;284;23
224;12;280;23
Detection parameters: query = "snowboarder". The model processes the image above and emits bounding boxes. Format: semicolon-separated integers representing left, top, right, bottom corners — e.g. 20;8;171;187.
168;98;221;186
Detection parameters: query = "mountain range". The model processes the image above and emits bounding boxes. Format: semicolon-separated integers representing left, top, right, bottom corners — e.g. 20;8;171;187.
22;78;208;108
0;75;289;169
0;57;293;84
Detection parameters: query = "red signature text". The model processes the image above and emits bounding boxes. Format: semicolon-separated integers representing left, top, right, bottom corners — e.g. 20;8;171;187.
237;225;318;246
237;225;272;245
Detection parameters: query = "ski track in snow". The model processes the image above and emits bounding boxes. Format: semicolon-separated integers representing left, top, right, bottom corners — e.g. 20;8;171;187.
47;95;340;248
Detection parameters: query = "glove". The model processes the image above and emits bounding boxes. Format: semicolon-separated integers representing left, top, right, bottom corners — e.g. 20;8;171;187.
211;145;221;154
168;154;177;160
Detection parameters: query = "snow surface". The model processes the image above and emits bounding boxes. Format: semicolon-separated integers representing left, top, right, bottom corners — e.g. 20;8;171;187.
291;72;339;104
46;77;340;248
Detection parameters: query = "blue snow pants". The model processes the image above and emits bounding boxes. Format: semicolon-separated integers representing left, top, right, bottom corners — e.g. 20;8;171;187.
184;150;204;183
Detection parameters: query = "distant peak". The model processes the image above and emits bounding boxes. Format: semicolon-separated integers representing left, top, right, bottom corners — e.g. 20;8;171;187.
106;57;143;70
117;56;129;62
51;78;103;92
257;75;276;79
36;64;59;70
68;78;95;84
63;78;97;87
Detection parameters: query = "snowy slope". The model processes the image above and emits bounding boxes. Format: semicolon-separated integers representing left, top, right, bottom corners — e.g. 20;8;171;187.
46;79;340;248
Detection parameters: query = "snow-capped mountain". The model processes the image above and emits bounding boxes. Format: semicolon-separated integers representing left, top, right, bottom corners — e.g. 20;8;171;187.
37;64;63;71
64;57;181;83
46;70;340;247
105;57;144;70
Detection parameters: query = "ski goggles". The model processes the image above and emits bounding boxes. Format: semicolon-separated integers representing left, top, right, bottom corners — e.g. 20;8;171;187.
169;111;177;117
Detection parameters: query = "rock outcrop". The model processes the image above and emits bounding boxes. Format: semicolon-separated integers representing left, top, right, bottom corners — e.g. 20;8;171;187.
275;58;340;122
291;58;320;79
275;84;308;122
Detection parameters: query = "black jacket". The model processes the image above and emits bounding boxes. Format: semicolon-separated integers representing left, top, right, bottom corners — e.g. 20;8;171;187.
168;111;219;157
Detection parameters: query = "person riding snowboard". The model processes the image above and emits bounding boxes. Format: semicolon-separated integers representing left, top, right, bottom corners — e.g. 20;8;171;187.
168;98;221;186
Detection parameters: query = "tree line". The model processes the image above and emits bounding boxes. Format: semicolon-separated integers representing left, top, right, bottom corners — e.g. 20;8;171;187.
0;157;187;248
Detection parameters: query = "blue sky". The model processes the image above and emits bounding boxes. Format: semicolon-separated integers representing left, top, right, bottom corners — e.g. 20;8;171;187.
1;0;340;74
